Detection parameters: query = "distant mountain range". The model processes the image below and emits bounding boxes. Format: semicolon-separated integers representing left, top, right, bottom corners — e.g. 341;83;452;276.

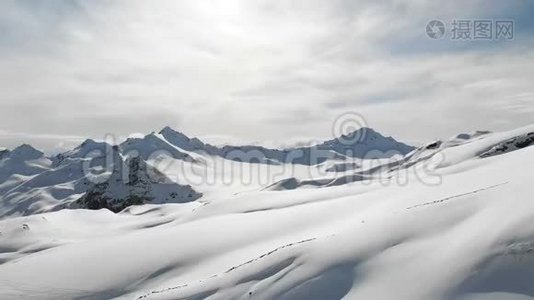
124;126;414;164
0;126;413;217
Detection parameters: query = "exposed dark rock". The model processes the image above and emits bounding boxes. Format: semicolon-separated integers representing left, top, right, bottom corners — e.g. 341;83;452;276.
480;132;534;158
75;155;201;213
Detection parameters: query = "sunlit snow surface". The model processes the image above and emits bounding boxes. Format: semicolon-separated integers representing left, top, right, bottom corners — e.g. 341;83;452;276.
1;125;534;300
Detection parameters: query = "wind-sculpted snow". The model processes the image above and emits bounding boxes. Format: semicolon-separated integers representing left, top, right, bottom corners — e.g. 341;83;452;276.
1;125;534;299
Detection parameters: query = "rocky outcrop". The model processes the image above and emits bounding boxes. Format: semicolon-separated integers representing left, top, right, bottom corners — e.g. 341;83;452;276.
75;156;201;212
480;132;534;158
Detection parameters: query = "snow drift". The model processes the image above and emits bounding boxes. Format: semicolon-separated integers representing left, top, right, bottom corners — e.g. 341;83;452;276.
0;125;533;300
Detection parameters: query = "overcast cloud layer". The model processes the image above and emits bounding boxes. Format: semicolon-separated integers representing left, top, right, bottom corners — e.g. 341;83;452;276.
0;0;533;152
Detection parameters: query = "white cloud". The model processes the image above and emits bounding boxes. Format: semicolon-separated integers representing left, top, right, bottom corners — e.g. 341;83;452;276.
0;0;532;151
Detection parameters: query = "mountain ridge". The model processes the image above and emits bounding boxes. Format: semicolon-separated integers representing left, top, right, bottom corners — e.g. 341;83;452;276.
2;126;415;165
0;125;414;217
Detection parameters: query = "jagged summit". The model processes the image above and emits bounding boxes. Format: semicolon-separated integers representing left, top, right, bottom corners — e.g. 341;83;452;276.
158;126;193;142
158;126;205;152
159;125;184;136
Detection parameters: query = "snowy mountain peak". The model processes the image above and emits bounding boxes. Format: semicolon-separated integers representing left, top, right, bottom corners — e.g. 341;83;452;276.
159;126;191;142
159;125;177;135
59;139;116;160
159;126;190;139
79;138;99;148
51;139;119;168
320;127;414;158
337;127;393;143
76;138;117;152
342;126;375;137
158;126;203;151
9;144;43;160
120;132;195;161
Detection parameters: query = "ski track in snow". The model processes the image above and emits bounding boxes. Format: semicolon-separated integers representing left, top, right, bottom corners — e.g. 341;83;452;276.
136;237;321;299
405;182;509;210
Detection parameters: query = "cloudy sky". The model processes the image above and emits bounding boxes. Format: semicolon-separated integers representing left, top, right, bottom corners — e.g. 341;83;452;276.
0;0;533;152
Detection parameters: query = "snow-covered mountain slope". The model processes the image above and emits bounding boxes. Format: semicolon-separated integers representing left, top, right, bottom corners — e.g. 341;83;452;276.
269;127;527;191
74;155;201;212
0;140;201;217
0;145;52;194
159;126;217;153
0;125;533;300
120;132;197;162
